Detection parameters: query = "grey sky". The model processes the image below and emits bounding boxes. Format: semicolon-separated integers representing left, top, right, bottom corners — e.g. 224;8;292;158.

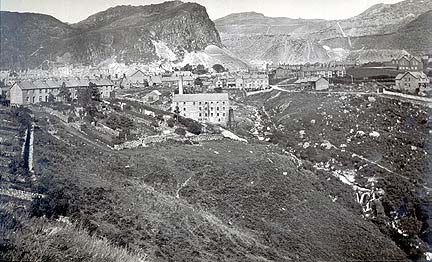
1;0;402;23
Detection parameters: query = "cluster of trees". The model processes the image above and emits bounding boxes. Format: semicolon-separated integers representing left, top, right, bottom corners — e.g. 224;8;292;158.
56;82;104;123
178;63;227;74
180;64;208;75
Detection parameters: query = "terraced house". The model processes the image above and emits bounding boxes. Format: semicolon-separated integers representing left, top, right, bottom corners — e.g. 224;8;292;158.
10;79;115;106
392;55;423;72
236;73;269;90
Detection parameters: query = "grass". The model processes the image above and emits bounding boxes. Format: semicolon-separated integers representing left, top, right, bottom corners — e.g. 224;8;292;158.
2;217;148;262
1;102;416;261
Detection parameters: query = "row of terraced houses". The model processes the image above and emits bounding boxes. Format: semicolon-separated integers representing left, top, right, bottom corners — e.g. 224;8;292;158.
9;79;115;106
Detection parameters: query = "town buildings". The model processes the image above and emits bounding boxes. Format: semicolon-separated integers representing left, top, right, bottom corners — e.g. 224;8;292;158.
391;55;423;72
394;71;429;93
10;79;115;106
268;63;346;80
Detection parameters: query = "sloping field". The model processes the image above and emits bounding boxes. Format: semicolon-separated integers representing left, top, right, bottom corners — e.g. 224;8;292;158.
0;109;409;261
244;90;432;258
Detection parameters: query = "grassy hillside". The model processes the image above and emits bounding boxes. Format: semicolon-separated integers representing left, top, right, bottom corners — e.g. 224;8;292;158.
0;105;408;261
242;89;431;258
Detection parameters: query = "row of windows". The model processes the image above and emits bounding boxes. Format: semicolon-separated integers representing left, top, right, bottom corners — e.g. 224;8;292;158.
177;101;227;106
25;88;59;95
199;112;226;117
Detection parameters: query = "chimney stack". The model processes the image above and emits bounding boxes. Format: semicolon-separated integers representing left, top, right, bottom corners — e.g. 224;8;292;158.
178;75;184;94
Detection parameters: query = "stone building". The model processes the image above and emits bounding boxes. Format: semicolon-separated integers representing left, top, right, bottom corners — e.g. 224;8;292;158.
395;71;429;93
171;78;230;125
10;79;115;106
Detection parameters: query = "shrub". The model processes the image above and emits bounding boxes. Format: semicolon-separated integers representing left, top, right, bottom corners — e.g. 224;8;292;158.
167;118;175;128
175;128;186;136
178;117;202;135
106;114;134;131
30;176;78;219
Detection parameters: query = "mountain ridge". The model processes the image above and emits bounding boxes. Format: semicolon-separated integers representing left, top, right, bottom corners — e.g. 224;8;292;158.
0;1;222;69
215;0;432;64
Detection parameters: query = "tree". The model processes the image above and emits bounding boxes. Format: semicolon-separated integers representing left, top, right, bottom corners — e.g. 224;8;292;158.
48;93;55;103
214;87;223;93
181;64;193;72
212;64;226;73
58;82;71;103
76;83;102;122
193;64;208;75
194;78;203;87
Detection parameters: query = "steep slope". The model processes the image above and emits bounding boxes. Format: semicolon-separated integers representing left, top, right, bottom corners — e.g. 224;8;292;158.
0;11;77;69
0;1;222;69
322;10;432;61
215;0;432;64
1;108;408;261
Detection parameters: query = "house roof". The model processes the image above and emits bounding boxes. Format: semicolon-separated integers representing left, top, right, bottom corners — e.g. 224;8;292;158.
295;77;328;84
396;71;428;80
128;69;147;78
13;78;114;90
172;93;229;102
150;90;162;96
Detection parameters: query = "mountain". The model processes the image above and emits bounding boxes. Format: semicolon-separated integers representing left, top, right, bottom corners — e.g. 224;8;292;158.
0;1;222;69
215;0;432;65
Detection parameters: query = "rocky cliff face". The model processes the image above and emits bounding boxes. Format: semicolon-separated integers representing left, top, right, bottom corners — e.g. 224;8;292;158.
215;0;432;64
0;1;222;69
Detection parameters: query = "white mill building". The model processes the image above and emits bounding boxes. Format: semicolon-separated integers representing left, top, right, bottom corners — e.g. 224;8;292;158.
171;76;230;125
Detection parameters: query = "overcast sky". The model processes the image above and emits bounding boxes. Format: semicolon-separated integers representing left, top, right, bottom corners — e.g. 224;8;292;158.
1;0;402;23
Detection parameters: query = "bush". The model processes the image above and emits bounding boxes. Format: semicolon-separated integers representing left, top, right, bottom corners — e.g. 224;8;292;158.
167;118;175;128
175;128;186;136
30;176;78;219
178;117;202;135
106;114;134;131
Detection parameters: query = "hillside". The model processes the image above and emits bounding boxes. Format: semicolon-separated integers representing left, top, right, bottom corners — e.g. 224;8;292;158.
0;103;408;261
0;1;222;69
215;0;432;64
240;88;432;259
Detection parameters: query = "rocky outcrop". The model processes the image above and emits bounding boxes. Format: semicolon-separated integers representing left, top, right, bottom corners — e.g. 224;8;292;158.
0;1;222;69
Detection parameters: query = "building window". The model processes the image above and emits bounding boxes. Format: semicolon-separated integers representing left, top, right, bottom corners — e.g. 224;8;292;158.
205;113;208;117
184;113;186;116
218;119;221;122
199;113;202;117
223;107;225;110
183;102;186;105
222;101;225;105
193;102;195;105
217;107;219;110
199;107;202;110
199;102;201;105
223;113;226;117
217;113;219;116
211;113;214;117
183;108;186;111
